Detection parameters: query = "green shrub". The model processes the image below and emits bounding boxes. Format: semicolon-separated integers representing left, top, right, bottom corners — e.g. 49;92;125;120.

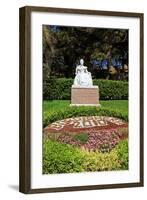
116;139;128;169
43;78;72;100
43;139;84;174
43;139;128;174
81;139;128;171
43;106;128;127
82;149;121;171
93;79;128;100
73;133;88;144
43;78;128;100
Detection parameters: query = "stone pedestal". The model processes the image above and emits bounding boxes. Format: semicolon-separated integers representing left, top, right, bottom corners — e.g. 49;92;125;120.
71;85;100;106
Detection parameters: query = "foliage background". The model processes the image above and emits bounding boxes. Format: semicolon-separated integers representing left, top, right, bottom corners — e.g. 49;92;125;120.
43;78;128;100
43;25;128;80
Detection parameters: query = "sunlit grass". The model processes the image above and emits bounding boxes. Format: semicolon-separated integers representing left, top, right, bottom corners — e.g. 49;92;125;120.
43;100;128;116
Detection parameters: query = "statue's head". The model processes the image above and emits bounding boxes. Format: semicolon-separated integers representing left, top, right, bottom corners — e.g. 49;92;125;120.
80;59;84;65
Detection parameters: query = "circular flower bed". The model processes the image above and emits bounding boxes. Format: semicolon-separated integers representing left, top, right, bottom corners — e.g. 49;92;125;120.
57;128;127;152
44;116;127;133
44;116;128;153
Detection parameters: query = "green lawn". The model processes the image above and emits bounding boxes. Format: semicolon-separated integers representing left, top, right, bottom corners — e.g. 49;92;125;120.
43;100;128;116
100;100;128;114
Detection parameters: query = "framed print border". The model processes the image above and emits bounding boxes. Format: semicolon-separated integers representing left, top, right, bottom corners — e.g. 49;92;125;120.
19;6;144;194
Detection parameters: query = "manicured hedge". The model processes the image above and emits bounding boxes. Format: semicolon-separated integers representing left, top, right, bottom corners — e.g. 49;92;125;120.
43;139;128;174
43;139;85;174
43;78;72;100
93;79;128;100
115;139;128;169
43;106;128;127
43;78;128;100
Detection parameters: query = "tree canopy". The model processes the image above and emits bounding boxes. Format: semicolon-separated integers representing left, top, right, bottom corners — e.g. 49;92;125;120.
43;25;128;79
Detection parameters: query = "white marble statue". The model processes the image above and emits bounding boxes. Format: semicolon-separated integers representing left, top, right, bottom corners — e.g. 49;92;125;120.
74;59;93;87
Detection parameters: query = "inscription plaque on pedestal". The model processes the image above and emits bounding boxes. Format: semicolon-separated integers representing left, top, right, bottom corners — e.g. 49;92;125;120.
71;85;100;106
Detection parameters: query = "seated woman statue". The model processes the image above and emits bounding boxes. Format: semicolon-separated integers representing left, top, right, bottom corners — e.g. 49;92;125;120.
74;59;93;87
